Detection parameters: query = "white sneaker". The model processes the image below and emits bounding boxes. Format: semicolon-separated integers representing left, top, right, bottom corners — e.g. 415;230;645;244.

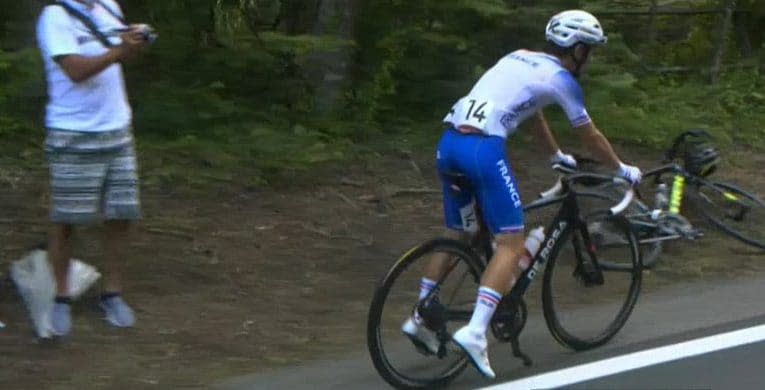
401;315;440;355
452;326;496;379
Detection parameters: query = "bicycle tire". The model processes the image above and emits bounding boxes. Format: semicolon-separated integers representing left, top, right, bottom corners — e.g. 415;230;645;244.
367;238;484;389
542;214;642;351
587;185;665;268
691;181;765;250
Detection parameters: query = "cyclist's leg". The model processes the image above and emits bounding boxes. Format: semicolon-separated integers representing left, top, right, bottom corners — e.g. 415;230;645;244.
421;180;474;287
420;129;475;297
453;140;526;379
403;129;474;353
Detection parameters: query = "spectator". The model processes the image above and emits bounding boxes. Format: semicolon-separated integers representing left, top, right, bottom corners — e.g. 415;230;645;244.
36;0;151;336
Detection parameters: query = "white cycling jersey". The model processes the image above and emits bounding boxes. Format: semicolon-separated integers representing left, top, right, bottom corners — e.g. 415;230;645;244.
443;49;591;138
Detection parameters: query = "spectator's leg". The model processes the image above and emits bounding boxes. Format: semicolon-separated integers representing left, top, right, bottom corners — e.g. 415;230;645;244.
102;220;130;293
100;141;140;327
99;219;136;327
49;223;74;297
46;129;110;336
48;223;76;336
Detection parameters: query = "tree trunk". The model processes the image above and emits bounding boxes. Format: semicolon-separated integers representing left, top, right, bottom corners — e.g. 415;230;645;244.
643;0;659;66
710;0;736;84
734;11;753;58
304;0;357;116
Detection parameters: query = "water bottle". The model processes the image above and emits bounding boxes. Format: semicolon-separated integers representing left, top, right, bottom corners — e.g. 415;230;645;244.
518;227;545;272
655;182;669;210
506;227;545;291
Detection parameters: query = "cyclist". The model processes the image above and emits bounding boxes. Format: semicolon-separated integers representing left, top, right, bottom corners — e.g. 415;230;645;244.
401;9;642;379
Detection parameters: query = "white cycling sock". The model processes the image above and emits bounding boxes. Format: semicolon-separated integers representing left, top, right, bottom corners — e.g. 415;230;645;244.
419;278;438;300
467;286;503;334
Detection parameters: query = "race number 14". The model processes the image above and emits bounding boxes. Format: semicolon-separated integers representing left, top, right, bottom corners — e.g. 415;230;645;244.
462;98;494;129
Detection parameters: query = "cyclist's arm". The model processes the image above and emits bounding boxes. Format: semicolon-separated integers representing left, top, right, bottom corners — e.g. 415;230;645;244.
549;70;624;170
529;111;560;156
575;120;621;170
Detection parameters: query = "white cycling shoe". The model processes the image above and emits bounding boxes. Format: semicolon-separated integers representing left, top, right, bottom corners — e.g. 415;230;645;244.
452;326;496;379
401;315;440;355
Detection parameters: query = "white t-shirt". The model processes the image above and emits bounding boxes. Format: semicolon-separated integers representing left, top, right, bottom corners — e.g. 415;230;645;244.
443;49;592;138
36;0;131;132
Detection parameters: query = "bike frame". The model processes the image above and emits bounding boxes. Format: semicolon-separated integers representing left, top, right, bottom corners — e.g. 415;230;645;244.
508;187;596;299
442;183;602;322
640;162;741;216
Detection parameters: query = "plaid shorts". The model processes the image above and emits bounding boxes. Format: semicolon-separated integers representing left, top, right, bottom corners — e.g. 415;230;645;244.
46;128;141;224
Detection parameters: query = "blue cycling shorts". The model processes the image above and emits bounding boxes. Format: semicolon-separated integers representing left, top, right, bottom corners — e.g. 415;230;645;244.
436;128;524;235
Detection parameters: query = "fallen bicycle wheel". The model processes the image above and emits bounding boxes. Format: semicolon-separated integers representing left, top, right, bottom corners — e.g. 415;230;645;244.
691;181;765;250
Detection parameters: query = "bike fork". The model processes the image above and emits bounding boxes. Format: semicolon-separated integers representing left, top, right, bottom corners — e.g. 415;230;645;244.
572;222;604;286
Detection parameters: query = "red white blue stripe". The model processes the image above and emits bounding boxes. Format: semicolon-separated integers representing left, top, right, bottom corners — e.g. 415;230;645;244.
478;287;502;308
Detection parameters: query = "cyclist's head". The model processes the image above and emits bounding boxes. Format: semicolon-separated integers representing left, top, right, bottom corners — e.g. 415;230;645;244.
545;10;607;77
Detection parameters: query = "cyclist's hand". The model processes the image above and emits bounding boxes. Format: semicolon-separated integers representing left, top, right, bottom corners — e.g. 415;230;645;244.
617;162;642;185
550;149;577;170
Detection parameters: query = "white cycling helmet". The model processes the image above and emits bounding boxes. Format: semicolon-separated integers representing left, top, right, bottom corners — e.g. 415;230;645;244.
545;10;607;48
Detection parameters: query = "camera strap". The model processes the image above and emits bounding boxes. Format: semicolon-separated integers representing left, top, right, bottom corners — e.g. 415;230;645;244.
52;1;125;48
94;0;126;25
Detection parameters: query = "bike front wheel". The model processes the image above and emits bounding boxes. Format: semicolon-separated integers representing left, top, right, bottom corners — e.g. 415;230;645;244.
542;214;642;351
367;239;484;389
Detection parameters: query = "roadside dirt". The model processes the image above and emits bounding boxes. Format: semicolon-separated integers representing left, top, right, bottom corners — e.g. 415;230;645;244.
0;138;763;390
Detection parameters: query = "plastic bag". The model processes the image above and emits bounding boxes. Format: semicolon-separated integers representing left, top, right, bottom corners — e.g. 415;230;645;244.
9;249;101;338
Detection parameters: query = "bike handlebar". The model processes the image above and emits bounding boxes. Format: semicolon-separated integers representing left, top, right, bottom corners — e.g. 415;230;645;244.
540;164;636;216
643;163;683;179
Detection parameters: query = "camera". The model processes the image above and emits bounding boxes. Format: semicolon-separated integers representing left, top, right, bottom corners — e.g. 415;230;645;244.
134;24;158;43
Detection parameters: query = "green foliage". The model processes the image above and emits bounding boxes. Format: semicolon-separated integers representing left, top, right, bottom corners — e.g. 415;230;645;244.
0;48;44;145
0;0;763;184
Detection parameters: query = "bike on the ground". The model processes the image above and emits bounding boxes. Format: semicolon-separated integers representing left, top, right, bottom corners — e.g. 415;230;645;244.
367;167;642;389
585;130;765;268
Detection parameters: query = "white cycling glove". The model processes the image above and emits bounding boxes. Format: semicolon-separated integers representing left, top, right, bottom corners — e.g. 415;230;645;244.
617;162;642;185
550;149;577;169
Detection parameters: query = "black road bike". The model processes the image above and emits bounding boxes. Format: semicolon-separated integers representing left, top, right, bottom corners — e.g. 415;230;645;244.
367;168;642;389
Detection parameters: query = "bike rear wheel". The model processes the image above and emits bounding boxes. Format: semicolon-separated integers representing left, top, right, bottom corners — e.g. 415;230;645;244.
367;239;484;389
541;214;642;351
691;181;765;250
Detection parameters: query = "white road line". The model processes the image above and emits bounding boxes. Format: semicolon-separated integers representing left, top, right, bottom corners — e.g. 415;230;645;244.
478;323;765;390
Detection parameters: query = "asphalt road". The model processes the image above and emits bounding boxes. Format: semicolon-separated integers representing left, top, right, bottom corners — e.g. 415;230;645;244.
215;273;765;390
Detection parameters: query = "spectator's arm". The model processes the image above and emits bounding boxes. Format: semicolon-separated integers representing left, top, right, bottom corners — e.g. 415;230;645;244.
54;50;124;83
